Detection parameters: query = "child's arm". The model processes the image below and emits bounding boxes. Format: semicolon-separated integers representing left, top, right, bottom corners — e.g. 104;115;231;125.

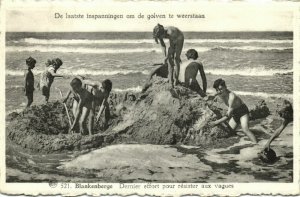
69;98;85;131
83;79;100;88
264;119;289;150
49;69;64;78
209;94;235;127
96;97;108;122
62;90;72;103
159;38;167;57
24;72;28;92
198;63;207;93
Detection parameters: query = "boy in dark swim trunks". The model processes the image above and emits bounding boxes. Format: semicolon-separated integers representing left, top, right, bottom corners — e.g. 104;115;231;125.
264;100;293;150
63;78;94;135
209;79;257;143
24;57;36;107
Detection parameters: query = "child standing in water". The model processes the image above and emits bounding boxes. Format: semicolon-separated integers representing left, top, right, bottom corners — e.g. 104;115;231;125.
209;79;257;143
39;58;64;102
24;57;36;108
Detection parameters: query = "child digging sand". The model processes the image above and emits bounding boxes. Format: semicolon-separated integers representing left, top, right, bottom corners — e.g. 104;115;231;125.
24;57;36;108
208;78;257;143
63;78;94;135
84;78;112;130
39;58;64;102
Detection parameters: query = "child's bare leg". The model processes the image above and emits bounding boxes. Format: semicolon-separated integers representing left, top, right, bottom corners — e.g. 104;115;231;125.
240;114;257;143
26;93;33;107
174;42;183;85
88;108;94;135
167;61;174;87
79;107;89;135
72;100;78;117
228;118;238;131
104;105;110;130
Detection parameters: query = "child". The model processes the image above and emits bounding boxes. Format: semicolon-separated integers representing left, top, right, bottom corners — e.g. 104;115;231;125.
153;24;184;87
181;49;207;97
209;79;257;143
63;78;94;135
82;78;113;130
40;58;63;102
264;100;293;150
24;57;36;107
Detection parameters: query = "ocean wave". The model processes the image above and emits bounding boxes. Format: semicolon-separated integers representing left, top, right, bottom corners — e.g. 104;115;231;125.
113;86;142;92
5;69;149;76
16;38;293;45
6;46;161;54
206;89;292;99
6;45;291;54
206;68;293;76
6;68;291;77
211;46;292;51
59;69;150;76
234;91;293;99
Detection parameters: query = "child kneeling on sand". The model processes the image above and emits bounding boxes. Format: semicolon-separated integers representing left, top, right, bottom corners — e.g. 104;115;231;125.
63;78;94;135
208;78;257;143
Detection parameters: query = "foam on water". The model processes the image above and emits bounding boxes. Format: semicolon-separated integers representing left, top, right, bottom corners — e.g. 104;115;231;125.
6;45;291;54
113;86;142;92
6;46;161;54
5;68;149;76
17;38;293;45
206;68;293;76
206;88;292;99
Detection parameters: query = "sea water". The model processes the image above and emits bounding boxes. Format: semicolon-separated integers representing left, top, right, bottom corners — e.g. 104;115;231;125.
5;31;294;182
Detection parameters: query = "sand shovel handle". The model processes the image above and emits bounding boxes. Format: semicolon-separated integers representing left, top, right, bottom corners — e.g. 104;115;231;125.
56;87;72;129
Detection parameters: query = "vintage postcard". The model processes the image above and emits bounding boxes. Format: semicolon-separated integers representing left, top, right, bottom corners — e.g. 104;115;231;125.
0;0;299;196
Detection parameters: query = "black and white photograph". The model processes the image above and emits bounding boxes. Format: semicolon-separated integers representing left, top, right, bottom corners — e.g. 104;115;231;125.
1;0;299;196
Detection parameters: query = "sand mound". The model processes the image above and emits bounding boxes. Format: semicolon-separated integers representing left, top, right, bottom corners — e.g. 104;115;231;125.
7;78;270;153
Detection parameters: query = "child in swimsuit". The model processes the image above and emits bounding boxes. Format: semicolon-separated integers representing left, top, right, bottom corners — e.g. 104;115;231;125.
40;58;63;102
24;57;36;108
208;78;257;143
63;78;94;135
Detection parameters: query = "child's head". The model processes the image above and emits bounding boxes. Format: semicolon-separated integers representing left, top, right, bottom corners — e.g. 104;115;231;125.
26;57;36;69
52;58;63;69
70;78;82;93
278;100;293;122
185;49;198;60
213;78;227;95
102;79;112;93
153;23;164;43
45;59;52;67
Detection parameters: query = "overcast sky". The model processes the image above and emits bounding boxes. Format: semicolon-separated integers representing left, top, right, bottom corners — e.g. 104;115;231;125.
5;1;295;32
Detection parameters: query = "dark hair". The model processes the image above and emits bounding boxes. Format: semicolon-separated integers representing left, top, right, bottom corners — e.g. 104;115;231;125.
153;23;164;38
278;100;293;121
213;78;226;89
102;79;112;93
186;49;198;60
26;57;36;65
70;78;82;88
52;58;63;67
